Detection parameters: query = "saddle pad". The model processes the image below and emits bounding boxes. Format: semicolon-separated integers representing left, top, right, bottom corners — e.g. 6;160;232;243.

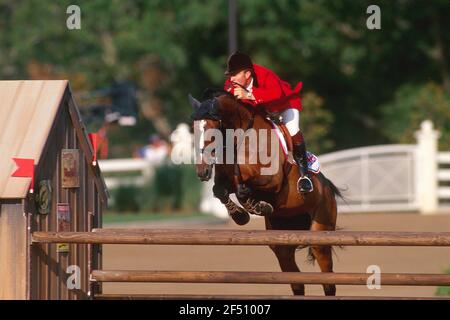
306;151;320;174
270;121;289;157
268;120;320;174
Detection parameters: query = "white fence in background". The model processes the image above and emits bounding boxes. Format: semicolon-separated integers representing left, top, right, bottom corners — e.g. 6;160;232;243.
320;144;418;213
97;123;191;189
321;120;448;214
98;158;154;189
438;152;450;199
98;120;449;215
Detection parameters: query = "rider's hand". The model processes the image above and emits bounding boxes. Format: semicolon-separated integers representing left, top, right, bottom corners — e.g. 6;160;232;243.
233;86;255;100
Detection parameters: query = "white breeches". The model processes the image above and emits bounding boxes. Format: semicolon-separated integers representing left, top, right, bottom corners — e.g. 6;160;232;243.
280;108;300;136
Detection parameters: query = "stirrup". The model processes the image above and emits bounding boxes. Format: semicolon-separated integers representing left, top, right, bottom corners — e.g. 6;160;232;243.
297;175;313;193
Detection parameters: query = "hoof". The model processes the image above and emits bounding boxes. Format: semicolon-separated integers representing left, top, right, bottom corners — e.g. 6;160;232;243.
230;208;250;225
259;201;273;216
241;199;274;217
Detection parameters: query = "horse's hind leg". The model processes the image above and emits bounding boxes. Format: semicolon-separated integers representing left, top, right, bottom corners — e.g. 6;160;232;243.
266;215;312;296
310;220;335;296
309;183;338;296
270;245;305;295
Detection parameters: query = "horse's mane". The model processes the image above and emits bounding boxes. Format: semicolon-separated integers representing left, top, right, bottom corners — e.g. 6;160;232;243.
201;87;258;120
201;87;234;100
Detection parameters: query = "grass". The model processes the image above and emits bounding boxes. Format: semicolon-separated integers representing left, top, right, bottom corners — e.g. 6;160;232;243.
435;267;450;296
103;210;221;224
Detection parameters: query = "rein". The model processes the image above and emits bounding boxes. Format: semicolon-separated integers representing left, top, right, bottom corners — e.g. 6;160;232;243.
232;103;256;185
230;81;249;92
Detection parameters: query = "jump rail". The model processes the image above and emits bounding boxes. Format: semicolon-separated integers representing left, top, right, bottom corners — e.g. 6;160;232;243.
32;229;450;246
90;270;450;286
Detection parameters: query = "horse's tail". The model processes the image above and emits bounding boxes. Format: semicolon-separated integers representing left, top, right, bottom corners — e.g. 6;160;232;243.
317;172;344;200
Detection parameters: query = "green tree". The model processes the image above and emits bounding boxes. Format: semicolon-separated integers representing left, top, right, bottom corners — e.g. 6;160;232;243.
301;92;334;154
381;82;450;150
1;1;448;154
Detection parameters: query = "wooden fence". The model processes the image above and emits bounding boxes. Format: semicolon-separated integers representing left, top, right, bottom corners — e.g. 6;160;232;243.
31;229;450;300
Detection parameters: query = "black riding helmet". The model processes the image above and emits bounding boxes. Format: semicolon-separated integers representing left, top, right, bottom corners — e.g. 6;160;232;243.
225;51;254;76
225;51;258;86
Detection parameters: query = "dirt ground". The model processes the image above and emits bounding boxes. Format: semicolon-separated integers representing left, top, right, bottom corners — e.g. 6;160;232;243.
101;212;450;298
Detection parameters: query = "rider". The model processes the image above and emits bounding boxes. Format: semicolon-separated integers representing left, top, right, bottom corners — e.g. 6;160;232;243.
223;51;313;193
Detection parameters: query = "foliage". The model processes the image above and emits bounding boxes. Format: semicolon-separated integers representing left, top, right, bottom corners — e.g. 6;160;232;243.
1;1;449;152
301;91;334;154
111;164;202;213
435;267;450;296
103;211;215;224
137;164;202;213
112;185;140;212
381;82;450;150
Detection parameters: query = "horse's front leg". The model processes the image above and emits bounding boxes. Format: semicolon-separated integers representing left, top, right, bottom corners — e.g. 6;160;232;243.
212;182;250;225
236;183;273;216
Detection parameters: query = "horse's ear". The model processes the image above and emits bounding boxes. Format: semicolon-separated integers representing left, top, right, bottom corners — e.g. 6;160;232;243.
188;94;201;110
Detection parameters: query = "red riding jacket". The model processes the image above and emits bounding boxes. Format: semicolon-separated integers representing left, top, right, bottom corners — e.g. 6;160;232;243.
224;64;303;113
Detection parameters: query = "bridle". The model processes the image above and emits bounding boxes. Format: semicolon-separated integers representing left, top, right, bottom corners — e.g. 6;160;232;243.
199;119;224;165
198;96;256;166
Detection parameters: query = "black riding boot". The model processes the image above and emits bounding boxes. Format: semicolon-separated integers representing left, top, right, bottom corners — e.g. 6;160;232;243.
293;142;313;193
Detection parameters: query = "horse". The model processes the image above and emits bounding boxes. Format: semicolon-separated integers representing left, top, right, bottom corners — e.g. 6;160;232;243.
189;90;342;296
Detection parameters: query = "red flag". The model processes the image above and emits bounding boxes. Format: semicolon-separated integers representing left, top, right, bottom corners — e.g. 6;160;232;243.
88;133;98;166
11;158;35;193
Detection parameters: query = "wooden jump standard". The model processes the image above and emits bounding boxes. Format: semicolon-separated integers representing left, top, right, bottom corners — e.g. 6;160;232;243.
32;229;450;246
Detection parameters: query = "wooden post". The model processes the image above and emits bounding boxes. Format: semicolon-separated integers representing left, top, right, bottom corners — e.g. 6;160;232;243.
415;120;440;214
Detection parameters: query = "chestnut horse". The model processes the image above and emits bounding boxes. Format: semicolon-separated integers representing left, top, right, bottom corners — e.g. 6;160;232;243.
190;91;342;296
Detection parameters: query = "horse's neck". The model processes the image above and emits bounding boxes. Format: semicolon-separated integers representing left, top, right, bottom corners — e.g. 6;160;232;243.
223;100;269;131
218;98;286;191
